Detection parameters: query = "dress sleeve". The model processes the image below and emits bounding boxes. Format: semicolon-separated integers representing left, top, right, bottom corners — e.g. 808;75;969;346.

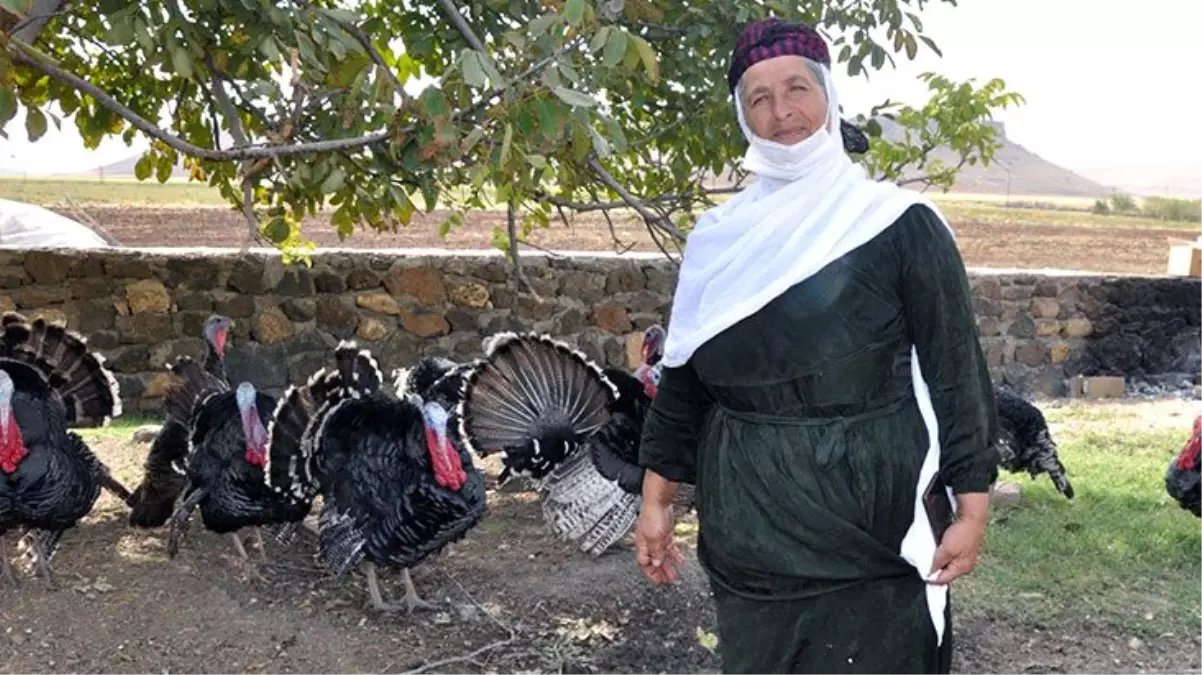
638;359;714;485
895;204;1000;494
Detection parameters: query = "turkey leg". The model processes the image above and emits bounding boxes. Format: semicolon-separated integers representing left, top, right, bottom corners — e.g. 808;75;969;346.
26;535;56;590
364;563;436;614
166;486;206;558
227;532;265;582
0;534;15;589
252;527;269;562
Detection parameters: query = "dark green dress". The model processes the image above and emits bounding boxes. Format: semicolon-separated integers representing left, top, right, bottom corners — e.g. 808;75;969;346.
640;204;1000;674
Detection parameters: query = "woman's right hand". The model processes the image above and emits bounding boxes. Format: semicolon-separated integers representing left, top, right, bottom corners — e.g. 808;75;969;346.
635;502;684;585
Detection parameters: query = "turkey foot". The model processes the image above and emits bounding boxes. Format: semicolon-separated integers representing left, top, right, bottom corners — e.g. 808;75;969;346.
365;564;436;614
225;532;265;582
0;536;16;589
26;536;56;590
252;527;269;563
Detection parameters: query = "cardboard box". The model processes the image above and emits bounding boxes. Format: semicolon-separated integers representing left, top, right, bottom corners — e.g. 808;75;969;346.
1167;238;1202;277
1069;375;1126;399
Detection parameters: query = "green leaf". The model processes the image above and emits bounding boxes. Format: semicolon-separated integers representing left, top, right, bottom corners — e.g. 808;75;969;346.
263;217;292;244
170;46;194;79
0;0;32;16
155;152;174;183
528;154;547;169
904;33;917;60
588;126;611;158
460;50;488;88
321;167;346;194
102;9;137;46
564;0;586;25
590;26;612;53
0;89;16;127
552;86;596;108
499;122;514;165
919;36;943;58
603;28;628;67
24;106;47;142
629;35;659;83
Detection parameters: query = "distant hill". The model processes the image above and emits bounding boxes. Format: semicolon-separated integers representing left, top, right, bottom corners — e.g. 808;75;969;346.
875;119;1112;198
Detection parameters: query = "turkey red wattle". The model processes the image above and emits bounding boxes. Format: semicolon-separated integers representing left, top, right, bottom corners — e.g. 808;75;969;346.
0;408;26;474
424;427;466;491
235;382;269;467
1177;429;1197;468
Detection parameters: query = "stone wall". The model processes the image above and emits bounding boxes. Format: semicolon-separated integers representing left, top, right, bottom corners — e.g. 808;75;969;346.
0;248;1197;412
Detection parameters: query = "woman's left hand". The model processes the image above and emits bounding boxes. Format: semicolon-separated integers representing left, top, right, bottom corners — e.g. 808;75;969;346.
927;517;986;585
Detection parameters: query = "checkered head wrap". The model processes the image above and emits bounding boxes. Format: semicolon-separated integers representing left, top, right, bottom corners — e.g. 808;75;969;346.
727;17;869;154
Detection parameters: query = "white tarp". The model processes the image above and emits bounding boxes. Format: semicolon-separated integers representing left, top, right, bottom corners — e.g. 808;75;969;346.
0;198;112;249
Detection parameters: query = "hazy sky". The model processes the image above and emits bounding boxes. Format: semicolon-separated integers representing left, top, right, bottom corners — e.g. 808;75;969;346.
1;0;1199;175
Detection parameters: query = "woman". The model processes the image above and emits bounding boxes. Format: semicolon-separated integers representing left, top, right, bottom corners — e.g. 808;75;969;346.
635;17;1000;674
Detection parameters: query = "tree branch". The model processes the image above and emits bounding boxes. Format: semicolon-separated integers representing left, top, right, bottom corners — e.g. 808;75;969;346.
506;198;537;298
4;38;393;161
204;56;263;250
434;0;489;54
7;0;69;44
587;157;688;243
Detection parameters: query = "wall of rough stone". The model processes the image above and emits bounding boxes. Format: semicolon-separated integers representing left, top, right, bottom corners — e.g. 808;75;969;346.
0;248;1197;412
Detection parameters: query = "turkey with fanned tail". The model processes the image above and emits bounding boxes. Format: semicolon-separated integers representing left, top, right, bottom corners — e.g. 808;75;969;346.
128;314;233;528
995;388;1075;500
266;342;486;613
163;356;309;579
0;312;131;587
456;325;687;556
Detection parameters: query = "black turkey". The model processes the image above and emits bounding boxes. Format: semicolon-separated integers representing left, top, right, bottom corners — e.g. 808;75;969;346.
994;388;1074;500
268;342;486;612
163;356;308;578
456;326;681;556
0;312;131;587
1165;415;1200;517
128;314;233;528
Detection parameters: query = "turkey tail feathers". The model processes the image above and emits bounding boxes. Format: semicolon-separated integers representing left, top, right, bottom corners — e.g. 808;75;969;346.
0;311;121;426
334;340;384;396
264;376;325;504
539;450;639;556
264;341;382;503
1034;429;1075;501
457;332;618;458
162;356;228;423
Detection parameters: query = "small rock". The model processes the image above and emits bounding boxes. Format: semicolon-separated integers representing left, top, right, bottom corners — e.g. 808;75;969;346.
399;308;450;338
384;266;447;305
1128;637;1143;650
450;283;490;309
1063;317;1093;338
355;292;401;316
355;317;390;341
253;307;295;346
124;279;172;314
131;425;161;444
593;304;633;334
990;482;1022;508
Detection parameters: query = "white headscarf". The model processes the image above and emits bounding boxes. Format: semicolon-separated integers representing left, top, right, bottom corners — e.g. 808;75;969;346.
659;55;956;646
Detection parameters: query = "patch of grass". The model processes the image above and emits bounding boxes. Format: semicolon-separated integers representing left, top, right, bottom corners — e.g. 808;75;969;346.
76;413;161;442
0;176;230;206
936;199;1198;232
960;422;1201;639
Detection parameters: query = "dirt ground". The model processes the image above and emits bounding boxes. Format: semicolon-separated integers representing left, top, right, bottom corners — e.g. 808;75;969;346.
62;204;1188;276
0;426;1198;675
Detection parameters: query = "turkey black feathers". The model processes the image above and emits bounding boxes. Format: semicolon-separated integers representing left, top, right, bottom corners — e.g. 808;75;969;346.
279;341;486;612
995;388;1074;500
128;315;233;528
1166;416;1200;517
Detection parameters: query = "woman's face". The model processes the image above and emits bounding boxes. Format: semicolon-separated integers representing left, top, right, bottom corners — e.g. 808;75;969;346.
739;55;828;145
